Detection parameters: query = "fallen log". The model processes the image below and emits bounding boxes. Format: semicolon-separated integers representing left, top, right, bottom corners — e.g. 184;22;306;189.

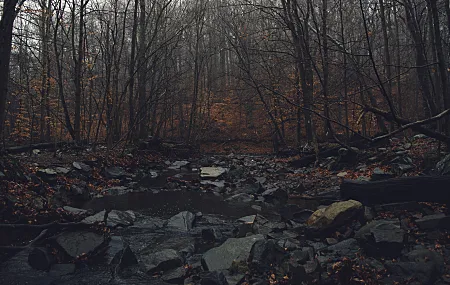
289;147;340;168
340;176;450;205
3;140;87;154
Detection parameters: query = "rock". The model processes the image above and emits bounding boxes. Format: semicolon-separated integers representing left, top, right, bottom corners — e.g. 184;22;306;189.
290;248;312;264
364;206;374;222
107;210;136;227
161;267;186;284
200;271;228;285
167;211;196;231
55;167;70;174
224;272;245;285
248;240;277;269
56;231;104;258
141;249;184;274
72;161;91;172
202;234;264;271
225;193;253;203
337;172;347;178
326;238;338;245
32;149;41;155
82;210;135;227
416;213;450;230
237;215;256;224
287;261;307;284
36;168;58;184
436;154;450;175
106;236;138;269
202;228;223;242
384;261;437;285
63;206;87;215
371;167;394;181
261;188;288;202
306;200;363;230
326;238;359;257
406;249;444;274
200;167;227;178
355;220;404;257
102;186;130;196
169;160;190;170
48;264;76;277
201;180;225;188
28;247;54;270
104;166;126;179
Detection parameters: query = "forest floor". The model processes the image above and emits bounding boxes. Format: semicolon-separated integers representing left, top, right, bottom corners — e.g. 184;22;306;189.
0;135;450;285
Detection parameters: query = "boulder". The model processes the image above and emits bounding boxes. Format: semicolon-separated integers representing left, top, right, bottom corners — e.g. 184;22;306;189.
106;236;138;269
28;247;54;270
56;231;104;258
248;240;278;269
355;220;405;257
161;267;186;284
202;234;264;271
166;211;196;232
306;200;362;230
140;249;184;274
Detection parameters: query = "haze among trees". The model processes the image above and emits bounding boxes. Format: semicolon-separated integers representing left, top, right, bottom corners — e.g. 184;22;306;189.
2;0;450;151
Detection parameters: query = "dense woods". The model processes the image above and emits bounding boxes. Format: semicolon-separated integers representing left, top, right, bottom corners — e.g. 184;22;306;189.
2;0;450;149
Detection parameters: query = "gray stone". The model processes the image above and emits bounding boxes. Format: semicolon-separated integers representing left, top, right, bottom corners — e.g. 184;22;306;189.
72;161;91;172
261;188;288;202
141;249;184;274
107;210;136;227
167;211;196;232
385;261;437;285
63;206;87;215
249;240;277;268
201;180;225;188
436;154;450;175
169;160;190;170
416;213;450;230
202;234;264;271
106;236;138;269
225;193;253;203
36;168;57;183
326;238;359;257
200;271;228;285
55;167;70;174
371;167;394;181
56;231;104;258
237;215;256;224
355;220;404;257
202;228;223;242
161;267;186;284
200;167;227;178
104;166;125;179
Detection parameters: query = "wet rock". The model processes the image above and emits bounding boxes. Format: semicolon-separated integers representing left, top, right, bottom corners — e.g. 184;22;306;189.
202;234;264;271
416;213;450;230
56;230;104;258
355;220;405;257
141;249;184;274
104;166;126;179
261;188;288;202
106;236;138;269
225;193;253;203
306;200;362;230
28;247;54;270
371;167;394;181
202;228;223;242
36;168;57;184
200;167;227;178
199;271;228;285
167;211;196;232
161;267;186;284
72;161;91;172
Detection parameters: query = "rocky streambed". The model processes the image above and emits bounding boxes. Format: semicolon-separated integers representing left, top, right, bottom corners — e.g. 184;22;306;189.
1;150;450;285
